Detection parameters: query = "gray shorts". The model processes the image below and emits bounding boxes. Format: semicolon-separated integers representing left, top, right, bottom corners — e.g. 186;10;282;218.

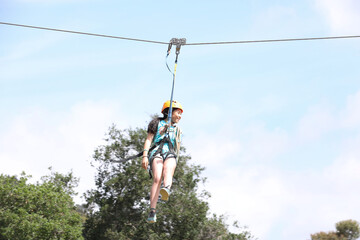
149;151;177;170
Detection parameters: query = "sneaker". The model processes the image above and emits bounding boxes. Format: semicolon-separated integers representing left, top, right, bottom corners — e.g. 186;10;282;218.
147;210;156;223
159;187;171;201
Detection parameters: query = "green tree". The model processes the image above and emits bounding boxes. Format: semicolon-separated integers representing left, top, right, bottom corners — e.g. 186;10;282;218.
311;231;342;240
83;125;255;240
336;220;360;240
311;220;360;240
0;170;84;240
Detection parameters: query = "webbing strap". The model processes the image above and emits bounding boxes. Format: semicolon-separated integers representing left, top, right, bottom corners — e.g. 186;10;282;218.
150;135;176;160
166;38;185;125
111;142;158;163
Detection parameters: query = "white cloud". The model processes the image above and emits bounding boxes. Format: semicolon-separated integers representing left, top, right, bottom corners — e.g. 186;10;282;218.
185;130;242;167
207;154;360;239
341;90;360;129
296;102;336;142
0;100;127;203
186;122;289;238
315;0;360;34
282;150;360;238
240;122;289;163
186;120;289;169
295;90;360;143
282;90;360;238
206;166;288;239
196;90;360;239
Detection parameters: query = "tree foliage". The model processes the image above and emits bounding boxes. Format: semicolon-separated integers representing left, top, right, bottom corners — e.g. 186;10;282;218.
336;220;360;240
0;170;84;240
311;220;360;240
311;231;342;240
83;125;254;240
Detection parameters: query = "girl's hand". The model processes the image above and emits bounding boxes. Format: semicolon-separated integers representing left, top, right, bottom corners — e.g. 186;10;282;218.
142;156;148;170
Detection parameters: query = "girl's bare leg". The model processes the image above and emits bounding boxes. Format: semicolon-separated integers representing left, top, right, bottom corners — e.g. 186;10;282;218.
150;157;164;209
162;157;176;188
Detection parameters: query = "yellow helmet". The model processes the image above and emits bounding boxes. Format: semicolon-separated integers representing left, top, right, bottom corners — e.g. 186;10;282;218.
161;100;183;114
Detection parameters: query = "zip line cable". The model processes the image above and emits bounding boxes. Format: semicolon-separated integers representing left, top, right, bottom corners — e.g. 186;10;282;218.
186;35;360;45
1;21;360;46
0;22;168;45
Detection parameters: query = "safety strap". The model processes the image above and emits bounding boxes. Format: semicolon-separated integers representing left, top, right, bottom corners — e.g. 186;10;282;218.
166;38;186;125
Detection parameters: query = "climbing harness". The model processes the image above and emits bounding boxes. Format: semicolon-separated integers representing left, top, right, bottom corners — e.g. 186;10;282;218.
147;124;178;176
111;125;179;178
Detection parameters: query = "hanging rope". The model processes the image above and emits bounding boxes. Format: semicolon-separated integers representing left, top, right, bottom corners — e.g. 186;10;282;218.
165;38;186;125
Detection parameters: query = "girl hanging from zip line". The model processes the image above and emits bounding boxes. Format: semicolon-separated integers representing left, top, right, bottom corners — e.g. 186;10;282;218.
142;100;183;223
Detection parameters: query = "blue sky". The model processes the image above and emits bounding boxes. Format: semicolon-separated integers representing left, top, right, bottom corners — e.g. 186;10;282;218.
1;0;360;239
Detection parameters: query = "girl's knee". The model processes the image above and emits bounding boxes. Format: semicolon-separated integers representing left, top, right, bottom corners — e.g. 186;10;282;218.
153;175;162;185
